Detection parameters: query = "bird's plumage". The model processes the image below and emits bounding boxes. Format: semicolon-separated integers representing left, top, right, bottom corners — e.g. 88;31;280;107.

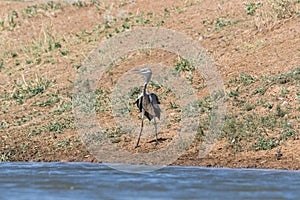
135;92;161;121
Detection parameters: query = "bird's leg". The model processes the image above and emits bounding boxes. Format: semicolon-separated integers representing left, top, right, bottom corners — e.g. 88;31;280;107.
153;117;158;146
135;109;144;148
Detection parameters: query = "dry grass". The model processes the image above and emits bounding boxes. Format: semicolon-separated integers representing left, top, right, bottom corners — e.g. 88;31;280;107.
251;0;300;31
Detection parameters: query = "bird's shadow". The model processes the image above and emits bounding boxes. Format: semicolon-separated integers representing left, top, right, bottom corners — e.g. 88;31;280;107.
148;137;169;144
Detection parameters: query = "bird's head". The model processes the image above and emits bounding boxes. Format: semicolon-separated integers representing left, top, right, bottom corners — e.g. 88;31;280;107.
131;68;152;83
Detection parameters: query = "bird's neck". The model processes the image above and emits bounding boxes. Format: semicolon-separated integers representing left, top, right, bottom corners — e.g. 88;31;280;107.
145;73;151;84
143;82;148;96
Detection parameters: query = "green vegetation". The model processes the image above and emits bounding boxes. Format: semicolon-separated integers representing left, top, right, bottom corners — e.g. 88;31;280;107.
214;18;238;30
11;77;53;104
193;67;299;153
94;88;110;113
105;126;127;143
221;68;300;152
243;2;262;16
174;58;196;84
175;58;194;73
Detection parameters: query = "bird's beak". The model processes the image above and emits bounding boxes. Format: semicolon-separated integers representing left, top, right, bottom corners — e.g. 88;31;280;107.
130;69;141;74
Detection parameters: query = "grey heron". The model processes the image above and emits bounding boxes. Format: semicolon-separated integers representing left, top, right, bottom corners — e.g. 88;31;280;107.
132;68;161;148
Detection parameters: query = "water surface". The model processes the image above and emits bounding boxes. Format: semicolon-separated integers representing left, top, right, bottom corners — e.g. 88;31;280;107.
0;162;299;199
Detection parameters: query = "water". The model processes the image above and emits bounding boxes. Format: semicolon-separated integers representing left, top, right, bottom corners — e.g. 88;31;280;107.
0;162;299;200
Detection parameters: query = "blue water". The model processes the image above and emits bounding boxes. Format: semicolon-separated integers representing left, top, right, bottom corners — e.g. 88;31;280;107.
0;162;299;200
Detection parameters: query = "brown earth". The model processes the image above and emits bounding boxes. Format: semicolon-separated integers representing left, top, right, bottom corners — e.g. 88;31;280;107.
0;0;299;170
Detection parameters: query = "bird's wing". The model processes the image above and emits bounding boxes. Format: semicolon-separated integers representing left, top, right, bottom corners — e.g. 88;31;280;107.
149;93;160;104
149;93;161;120
135;95;152;120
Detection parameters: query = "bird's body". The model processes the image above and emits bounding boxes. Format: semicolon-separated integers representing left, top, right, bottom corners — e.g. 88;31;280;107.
132;68;161;148
135;91;161;121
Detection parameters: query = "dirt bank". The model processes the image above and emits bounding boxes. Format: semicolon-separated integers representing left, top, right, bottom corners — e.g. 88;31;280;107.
0;0;299;170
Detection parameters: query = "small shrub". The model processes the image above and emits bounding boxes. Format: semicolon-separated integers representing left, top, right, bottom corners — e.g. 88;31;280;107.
243;2;262;16
254;135;279;150
175;58;194;73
